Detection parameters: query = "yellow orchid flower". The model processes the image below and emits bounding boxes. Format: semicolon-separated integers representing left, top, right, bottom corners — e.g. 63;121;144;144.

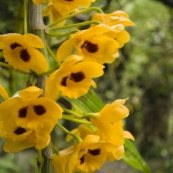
99;99;129;122
53;135;115;173
67;135;115;172
91;10;135;27
90;99;129;145
45;55;104;99
0;118;52;152
91;11;134;48
0;33;48;74
104;24;130;48
57;24;120;64
0;86;63;152
0;86;63;129
89;99;134;162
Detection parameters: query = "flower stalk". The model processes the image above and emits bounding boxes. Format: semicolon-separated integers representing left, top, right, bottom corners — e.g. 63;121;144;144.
28;0;52;172
63;108;82;118
44;30;78;37
45;42;60;64
49;20;101;31
48;7;103;27
0;62;14;69
23;0;28;34
37;150;43;173
62;115;91;124
56;123;82;143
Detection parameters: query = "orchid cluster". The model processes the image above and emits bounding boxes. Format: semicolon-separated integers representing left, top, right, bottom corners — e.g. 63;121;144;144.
0;0;135;172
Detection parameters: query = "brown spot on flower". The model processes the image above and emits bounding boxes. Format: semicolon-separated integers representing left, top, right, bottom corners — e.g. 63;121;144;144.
80;155;85;164
10;42;22;50
65;0;73;1
18;106;28;118
14;127;26;135
81;41;99;53
34;105;46;115
20;49;30;62
70;72;85;82
61;76;69;86
114;36;118;40
88;148;101;156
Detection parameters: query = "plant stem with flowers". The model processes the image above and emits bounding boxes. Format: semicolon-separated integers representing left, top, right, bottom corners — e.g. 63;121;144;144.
28;0;52;172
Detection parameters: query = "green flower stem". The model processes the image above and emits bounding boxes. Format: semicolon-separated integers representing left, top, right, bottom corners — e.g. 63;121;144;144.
51;143;59;155
37;150;43;173
41;143;53;173
63;108;82;118
49;20;101;31
56;123;82;143
62;115;91;124
45;30;78;37
82;112;99;119
0;62;14;69
23;0;28;34
45;42;60;65
48;7;104;27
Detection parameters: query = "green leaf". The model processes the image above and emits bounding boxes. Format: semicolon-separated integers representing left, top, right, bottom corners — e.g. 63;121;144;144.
123;139;151;173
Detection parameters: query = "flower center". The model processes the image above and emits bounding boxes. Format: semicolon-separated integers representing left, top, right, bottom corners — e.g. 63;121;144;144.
34;105;46;115
70;71;85;82
80;155;85;164
88;148;101;156
18;106;28;118
61;76;69;86
10;42;22;50
20;48;30;62
14;127;26;135
81;40;99;53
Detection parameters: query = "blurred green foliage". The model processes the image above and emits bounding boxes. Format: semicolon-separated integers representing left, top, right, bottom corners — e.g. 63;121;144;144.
95;0;173;172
